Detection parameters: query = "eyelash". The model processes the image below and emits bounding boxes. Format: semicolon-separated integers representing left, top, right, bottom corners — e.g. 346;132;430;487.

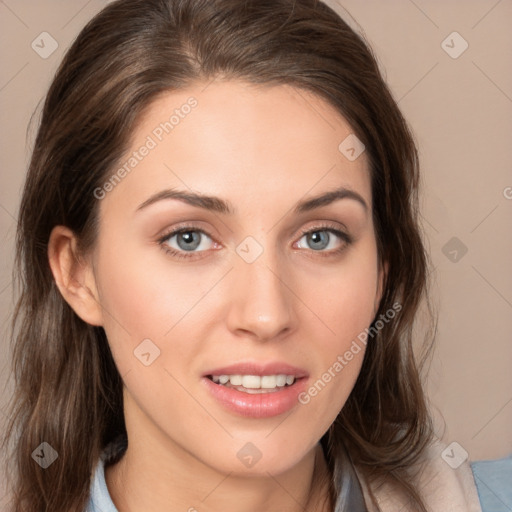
157;222;352;261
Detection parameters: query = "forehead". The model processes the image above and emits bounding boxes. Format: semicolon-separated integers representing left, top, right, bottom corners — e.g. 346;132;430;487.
102;80;371;215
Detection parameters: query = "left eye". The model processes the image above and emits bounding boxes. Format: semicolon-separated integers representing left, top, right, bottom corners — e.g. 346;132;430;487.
296;228;349;252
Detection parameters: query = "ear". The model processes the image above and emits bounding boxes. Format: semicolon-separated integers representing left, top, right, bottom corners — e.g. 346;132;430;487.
47;225;103;326
374;258;388;316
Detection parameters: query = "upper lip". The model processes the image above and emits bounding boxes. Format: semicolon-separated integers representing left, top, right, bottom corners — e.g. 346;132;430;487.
202;361;309;378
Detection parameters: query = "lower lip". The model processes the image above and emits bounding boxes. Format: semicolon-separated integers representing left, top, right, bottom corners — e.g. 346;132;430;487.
201;377;309;418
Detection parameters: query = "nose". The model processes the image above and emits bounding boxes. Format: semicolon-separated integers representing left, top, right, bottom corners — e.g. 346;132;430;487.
225;248;296;342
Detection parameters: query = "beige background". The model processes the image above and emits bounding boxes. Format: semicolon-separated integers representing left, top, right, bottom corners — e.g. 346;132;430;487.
1;0;511;505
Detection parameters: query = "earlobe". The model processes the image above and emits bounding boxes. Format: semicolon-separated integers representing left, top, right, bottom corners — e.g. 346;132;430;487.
47;225;103;326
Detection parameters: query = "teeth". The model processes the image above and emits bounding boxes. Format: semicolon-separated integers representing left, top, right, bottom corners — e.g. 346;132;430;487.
261;375;277;388
242;375;261;388
229;374;243;386
210;374;296;389
276;375;287;387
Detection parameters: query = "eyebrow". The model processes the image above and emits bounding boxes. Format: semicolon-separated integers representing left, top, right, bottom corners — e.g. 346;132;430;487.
136;186;368;215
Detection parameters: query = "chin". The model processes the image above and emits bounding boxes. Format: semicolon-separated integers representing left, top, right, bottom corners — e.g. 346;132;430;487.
197;435;315;477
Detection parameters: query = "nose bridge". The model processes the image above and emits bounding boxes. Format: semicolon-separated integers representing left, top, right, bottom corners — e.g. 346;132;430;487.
227;236;295;340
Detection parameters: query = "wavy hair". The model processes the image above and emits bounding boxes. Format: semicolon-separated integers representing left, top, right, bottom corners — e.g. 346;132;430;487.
2;0;437;510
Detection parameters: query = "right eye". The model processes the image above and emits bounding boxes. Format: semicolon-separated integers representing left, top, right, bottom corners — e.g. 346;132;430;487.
158;226;219;260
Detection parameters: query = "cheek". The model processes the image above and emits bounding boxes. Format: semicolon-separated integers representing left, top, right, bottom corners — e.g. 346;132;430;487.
92;245;200;419
94;237;207;342
293;240;378;419
306;239;379;347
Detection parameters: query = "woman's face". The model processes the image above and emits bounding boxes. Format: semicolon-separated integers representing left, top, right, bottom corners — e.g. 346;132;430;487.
88;80;384;476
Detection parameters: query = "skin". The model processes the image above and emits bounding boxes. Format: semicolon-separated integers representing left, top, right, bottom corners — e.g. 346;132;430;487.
49;79;386;512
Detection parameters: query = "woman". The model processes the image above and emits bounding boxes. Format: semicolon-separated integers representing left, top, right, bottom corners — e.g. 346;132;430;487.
2;0;482;511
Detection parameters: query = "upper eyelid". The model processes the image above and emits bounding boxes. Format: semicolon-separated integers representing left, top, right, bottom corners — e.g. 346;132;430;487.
158;224;213;242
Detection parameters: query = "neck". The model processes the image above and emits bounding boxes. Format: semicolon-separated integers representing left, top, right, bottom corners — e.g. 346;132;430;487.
105;419;332;512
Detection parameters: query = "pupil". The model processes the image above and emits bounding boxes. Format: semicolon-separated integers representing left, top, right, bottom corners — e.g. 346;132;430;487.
178;231;200;251
309;231;328;250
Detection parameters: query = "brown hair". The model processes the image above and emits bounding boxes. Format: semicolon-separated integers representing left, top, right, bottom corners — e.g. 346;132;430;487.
2;0;438;510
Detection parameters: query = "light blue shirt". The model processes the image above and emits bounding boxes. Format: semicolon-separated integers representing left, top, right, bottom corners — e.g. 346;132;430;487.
85;451;118;512
471;454;512;512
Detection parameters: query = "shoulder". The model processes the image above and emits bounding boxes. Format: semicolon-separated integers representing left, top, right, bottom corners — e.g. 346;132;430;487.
357;439;483;512
411;439;483;512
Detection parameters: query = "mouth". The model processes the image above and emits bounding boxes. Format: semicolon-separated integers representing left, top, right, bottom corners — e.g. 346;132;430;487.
200;362;309;418
202;361;308;392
